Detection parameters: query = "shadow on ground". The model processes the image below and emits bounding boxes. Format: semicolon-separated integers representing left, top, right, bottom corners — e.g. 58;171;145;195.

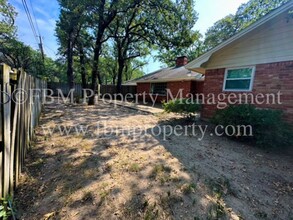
14;101;293;220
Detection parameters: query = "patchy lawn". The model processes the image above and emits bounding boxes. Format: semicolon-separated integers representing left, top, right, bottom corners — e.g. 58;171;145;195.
15;100;293;220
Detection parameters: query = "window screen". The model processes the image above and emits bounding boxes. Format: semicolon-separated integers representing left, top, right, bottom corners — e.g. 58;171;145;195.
224;67;254;91
151;83;167;95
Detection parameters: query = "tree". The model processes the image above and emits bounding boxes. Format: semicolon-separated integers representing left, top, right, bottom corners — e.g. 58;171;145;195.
99;43;144;84
123;59;145;81
0;37;65;80
234;0;290;29
156;33;205;67
99;44;119;84
0;0;16;39
0;0;65;81
107;0;198;93
204;0;290;50
55;0;89;89
154;0;200;66
106;0;148;93
204;15;237;51
0;38;34;69
55;0;198;103
76;29;93;89
88;0;138;104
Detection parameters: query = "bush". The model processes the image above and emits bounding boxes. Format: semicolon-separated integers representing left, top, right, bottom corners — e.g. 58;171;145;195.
0;196;15;220
162;98;201;118
212;105;293;148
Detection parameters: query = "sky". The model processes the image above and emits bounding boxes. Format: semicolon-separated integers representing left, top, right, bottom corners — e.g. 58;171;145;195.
9;0;249;74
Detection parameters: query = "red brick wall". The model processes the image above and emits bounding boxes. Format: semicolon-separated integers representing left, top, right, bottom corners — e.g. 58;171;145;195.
202;61;293;123
191;81;204;94
137;81;203;103
167;81;192;99
137;82;166;103
201;68;225;119
137;82;150;94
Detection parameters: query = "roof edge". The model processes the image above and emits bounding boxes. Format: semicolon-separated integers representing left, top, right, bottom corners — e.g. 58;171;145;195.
136;77;204;83
185;1;293;71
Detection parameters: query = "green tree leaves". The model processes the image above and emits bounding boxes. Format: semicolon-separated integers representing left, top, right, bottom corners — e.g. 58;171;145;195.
204;0;290;50
0;0;17;39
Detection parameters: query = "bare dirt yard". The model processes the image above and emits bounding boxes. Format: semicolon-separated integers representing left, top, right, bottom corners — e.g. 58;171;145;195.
15;100;293;220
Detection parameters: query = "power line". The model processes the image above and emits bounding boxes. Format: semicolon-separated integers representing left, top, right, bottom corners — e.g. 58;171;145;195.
44;44;57;57
21;0;45;61
22;0;38;44
28;0;41;36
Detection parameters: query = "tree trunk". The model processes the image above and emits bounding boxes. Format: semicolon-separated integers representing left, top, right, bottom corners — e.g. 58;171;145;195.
79;44;87;89
88;34;103;105
67;33;74;89
116;59;124;94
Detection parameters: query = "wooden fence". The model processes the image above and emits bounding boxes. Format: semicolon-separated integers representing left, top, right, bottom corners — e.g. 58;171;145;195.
0;63;47;198
100;85;137;96
47;83;137;98
47;82;83;96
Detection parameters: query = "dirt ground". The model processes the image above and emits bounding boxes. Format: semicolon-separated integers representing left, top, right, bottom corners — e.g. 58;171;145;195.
15;100;293;220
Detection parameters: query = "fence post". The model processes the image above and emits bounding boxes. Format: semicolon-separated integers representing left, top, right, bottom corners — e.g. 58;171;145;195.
14;70;24;187
1;64;11;197
0;64;47;194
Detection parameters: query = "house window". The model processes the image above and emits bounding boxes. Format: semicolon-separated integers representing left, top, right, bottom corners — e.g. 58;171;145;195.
151;83;167;95
223;67;255;91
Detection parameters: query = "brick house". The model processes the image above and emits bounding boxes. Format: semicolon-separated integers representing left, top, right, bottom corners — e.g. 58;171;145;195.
127;56;204;103
186;1;293;122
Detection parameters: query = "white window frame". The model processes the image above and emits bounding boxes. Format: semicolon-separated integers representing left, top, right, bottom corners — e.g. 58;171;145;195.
223;66;255;92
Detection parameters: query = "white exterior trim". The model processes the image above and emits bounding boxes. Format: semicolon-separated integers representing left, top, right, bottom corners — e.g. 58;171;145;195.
137;77;204;84
222;66;256;92
185;1;293;73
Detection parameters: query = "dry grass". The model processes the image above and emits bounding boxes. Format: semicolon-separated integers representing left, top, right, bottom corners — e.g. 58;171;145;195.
14;100;293;220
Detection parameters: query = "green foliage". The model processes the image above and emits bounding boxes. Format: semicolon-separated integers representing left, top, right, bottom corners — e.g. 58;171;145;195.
0;38;65;80
204;0;290;50
157;0;291;62
205;177;231;199
0;0;66;81
212;105;293;148
0;38;33;68
154;0;200;66
56;0;199;92
129;163;141;172
0;0;17;39
156;34;206;67
163;99;201;117
204;14;237;50
180;183;197;195
0;196;15;220
99;45;144;84
207;201;226;220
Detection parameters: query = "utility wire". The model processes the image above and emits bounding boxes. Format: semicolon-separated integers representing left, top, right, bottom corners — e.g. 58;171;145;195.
21;0;45;61
28;0;41;36
44;44;56;57
22;0;38;44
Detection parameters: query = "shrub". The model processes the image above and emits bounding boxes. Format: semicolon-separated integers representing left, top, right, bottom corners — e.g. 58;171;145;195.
212;105;293;148
162;98;201;118
0;196;15;220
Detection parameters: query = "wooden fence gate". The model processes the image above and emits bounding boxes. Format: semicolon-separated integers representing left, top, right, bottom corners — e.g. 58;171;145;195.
0;63;47;198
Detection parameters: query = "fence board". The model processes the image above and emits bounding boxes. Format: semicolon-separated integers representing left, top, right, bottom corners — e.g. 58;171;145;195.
10;84;18;194
14;72;23;187
100;85;137;97
3;64;11;197
0;64;46;197
47;82;83;96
